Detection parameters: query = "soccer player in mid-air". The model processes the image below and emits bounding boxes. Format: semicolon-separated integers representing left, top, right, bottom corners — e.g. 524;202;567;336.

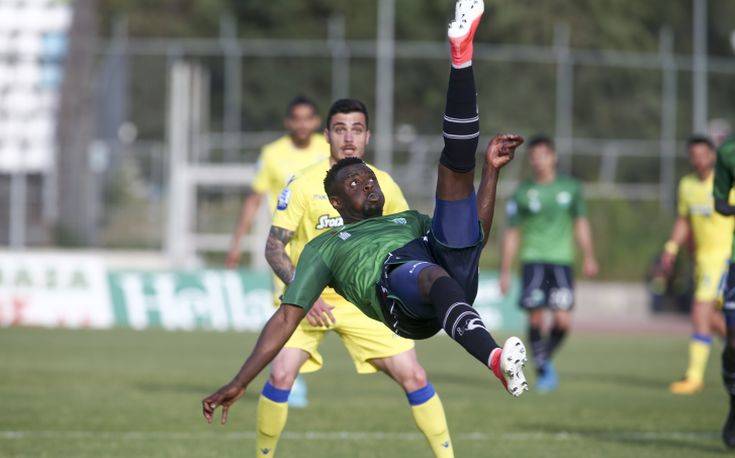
662;135;730;395
202;0;528;445
712;134;735;448
257;98;455;458
499;136;598;392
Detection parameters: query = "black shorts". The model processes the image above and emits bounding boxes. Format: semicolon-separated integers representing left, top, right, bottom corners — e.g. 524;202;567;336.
519;262;575;311
724;262;735;326
376;230;484;340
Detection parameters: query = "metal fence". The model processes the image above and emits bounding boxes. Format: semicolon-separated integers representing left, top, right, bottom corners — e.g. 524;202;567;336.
4;0;735;265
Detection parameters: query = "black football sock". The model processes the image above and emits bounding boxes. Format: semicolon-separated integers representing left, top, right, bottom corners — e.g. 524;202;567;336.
429;276;499;366
723;344;735;396
546;325;568;361
529;325;547;376
440;66;480;173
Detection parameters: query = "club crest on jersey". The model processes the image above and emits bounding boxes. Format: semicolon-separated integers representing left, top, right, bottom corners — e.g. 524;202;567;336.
556;191;572;206
338;231;351;241
315;214;343;230
276;188;291;211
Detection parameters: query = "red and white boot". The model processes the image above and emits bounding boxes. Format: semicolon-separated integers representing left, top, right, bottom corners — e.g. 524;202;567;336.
448;0;485;69
490;337;529;397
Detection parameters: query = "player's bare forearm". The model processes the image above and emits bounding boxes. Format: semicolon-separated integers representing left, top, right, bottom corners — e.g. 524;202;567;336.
265;226;295;284
231;304;305;387
667;217;690;246
574;218;596;260
501;228;520;275
202;304;305;425
477;163;500;247
715;198;735;216
227;193;263;267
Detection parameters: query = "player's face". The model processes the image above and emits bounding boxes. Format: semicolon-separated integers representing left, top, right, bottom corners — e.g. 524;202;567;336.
329;164;385;223
688;143;715;176
285;104;321;144
325;112;370;161
529;144;557;178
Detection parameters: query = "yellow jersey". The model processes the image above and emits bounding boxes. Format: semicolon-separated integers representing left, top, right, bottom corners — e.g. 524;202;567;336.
251;134;330;212
272;158;409;303
677;172;735;262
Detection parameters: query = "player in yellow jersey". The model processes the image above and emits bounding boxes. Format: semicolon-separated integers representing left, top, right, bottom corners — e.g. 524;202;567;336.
227;96;329;269
253;99;453;458
661;135;733;394
226;96;329;408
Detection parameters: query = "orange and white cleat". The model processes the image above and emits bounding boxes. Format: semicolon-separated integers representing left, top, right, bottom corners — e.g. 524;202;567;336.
490;336;529;397
669;378;704;395
448;0;484;68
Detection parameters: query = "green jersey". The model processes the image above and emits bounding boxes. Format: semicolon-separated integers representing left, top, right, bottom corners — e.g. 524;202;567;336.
282;210;432;321
506;175;586;265
714;137;735;261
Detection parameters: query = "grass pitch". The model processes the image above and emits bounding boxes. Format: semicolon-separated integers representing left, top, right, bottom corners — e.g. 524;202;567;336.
0;327;729;457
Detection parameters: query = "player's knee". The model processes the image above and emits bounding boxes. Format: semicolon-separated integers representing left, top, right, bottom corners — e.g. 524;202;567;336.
405;366;428;393
268;368;297;390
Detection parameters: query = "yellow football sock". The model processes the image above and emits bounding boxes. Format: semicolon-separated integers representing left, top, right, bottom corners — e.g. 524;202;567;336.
409;386;453;458
685;337;712;383
255;388;289;457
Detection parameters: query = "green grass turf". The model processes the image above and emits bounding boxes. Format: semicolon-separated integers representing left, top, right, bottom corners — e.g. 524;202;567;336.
0;327;729;457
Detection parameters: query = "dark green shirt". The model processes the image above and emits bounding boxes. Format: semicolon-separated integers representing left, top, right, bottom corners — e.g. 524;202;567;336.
714;137;735;261
506;175;586;265
282;210;432;321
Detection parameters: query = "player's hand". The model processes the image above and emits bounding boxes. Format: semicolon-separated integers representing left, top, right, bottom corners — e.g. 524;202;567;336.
583;256;599;277
225;247;241;269
202;381;246;425
486;134;524;170
306;298;336;327
499;271;511;296
659;251;676;276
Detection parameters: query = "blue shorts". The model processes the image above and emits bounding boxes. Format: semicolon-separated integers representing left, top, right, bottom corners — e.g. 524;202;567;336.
519;262;575;311
377;194;483;339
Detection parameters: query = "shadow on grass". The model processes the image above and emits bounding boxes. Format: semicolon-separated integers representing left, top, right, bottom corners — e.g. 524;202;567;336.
519;422;727;455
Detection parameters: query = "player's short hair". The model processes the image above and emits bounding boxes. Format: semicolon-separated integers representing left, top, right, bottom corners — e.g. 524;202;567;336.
527;135;555;152
286;95;318;118
324;157;367;196
686;134;715;151
326;99;370;129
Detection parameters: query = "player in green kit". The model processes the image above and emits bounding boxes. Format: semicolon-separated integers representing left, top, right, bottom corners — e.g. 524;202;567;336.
713;135;735;448
202;0;530;439
500;135;598;392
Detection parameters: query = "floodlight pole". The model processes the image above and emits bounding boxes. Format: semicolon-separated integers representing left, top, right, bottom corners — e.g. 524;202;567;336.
221;15;241;162
9;172;27;248
375;0;395;172
692;0;708;133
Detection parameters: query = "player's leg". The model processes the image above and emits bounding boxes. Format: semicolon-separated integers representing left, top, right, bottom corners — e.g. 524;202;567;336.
671;299;716;394
721;263;735;448
434;0;483;206
255;348;309;457
387;260;528;396
256;322;327;457
371;350;454;458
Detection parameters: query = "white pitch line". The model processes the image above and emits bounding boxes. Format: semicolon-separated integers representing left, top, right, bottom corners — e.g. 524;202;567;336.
0;430;720;442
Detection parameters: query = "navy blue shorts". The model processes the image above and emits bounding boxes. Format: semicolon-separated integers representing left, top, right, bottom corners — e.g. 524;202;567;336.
377;195;484;340
519;262;575;311
724;262;735;328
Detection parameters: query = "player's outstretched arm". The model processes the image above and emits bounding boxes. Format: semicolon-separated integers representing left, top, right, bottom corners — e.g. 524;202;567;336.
265;225;296;284
574;218;599;277
499;228;520;295
477;134;523;246
202;304;305;425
